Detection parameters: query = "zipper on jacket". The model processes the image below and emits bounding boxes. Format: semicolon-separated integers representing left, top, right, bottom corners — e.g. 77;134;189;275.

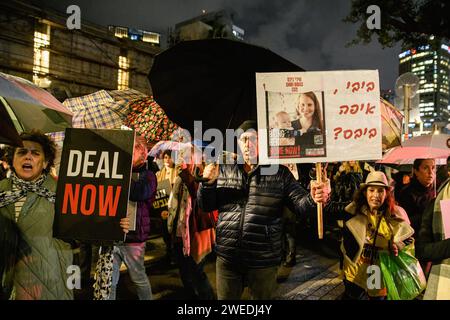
237;171;251;248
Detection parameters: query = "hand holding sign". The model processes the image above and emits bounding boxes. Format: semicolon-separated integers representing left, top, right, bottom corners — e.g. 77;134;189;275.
120;217;130;234
203;163;219;184
310;180;330;204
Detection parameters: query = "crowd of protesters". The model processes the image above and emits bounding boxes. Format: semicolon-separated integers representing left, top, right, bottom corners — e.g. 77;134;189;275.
1;124;449;300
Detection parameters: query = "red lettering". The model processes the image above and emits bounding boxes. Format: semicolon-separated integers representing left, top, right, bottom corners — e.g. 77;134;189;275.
99;185;122;217
333;127;378;140
62;183;80;214
345;81;376;93
80;184;96;216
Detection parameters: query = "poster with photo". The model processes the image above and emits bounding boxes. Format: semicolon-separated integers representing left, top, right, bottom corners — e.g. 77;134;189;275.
267;90;326;158
256;70;381;164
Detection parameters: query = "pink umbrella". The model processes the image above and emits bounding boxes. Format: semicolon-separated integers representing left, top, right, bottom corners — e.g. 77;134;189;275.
378;134;450;165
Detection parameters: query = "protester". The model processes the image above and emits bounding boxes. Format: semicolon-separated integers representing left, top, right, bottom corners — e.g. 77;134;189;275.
0;131;74;299
167;153;216;300
397;158;436;234
198;120;329;300
0;148;8;180
156;150;178;262
109;135;157;300
328;160;364;268
415;179;450;299
0;130;130;300
281;207;297;267
333;171;414;300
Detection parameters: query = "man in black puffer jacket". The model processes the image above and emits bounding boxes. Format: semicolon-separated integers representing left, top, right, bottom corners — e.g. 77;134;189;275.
198;120;330;300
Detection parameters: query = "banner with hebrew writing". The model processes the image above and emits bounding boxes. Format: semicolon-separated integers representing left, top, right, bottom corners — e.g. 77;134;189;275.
256;70;381;164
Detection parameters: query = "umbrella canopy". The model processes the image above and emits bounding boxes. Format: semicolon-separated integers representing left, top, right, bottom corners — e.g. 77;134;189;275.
107;89;147;117
0;101;22;146
0;72;72;133
149;38;303;135
378;134;450;165
149;140;202;164
63;89;141;129
380;98;403;151
124;97;179;143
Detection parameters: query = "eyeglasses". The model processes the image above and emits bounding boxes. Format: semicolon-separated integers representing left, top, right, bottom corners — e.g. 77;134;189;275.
239;135;258;144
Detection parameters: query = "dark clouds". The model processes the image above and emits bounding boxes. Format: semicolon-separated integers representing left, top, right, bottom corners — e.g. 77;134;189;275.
37;0;401;89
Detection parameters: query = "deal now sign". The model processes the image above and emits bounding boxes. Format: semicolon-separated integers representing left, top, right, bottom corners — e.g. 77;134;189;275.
54;128;134;242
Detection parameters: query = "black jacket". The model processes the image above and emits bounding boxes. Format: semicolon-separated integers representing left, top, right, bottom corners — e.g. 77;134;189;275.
198;163;316;268
397;178;435;234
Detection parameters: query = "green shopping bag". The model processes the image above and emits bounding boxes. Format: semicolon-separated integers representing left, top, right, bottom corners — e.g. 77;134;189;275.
379;248;427;300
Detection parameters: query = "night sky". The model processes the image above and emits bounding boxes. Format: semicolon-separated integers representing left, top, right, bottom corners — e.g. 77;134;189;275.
36;0;402;90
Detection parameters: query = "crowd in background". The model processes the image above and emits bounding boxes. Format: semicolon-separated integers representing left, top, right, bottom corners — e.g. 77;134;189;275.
0;126;449;300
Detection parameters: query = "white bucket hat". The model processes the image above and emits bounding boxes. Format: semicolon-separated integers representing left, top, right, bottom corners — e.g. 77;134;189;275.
360;171;390;189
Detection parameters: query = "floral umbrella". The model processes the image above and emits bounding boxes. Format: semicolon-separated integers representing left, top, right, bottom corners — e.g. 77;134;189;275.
124;96;179;143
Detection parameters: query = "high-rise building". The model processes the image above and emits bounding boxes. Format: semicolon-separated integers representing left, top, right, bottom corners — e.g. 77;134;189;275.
398;39;450;133
168;9;244;47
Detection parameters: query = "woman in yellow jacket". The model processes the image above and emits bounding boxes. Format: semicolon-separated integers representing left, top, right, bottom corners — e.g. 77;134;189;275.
335;171;414;299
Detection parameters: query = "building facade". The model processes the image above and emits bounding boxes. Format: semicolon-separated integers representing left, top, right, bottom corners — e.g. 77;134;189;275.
168;9;244;47
399;39;450;133
0;0;161;100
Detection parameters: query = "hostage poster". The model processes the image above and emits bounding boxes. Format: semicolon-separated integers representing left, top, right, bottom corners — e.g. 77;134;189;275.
54;128;134;242
256;70;381;164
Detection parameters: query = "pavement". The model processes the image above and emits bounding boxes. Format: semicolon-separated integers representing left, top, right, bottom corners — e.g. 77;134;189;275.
71;212;345;300
73;233;344;300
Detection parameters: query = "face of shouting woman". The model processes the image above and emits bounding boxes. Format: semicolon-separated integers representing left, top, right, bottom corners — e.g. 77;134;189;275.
13;140;48;181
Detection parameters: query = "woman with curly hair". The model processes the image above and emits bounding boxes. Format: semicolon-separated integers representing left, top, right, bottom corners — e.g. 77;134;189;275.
0;131;129;300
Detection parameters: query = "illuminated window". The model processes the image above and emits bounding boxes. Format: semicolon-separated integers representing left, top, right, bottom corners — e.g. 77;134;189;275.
115;27;128;38
142;31;160;44
118;56;129;90
33;23;51;87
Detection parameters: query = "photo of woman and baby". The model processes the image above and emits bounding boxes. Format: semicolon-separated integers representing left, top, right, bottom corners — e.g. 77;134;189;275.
268;91;326;159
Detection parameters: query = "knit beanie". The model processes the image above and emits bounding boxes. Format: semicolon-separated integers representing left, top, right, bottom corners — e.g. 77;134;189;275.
236;120;257;133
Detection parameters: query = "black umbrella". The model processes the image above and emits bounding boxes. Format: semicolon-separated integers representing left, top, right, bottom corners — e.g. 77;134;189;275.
0;102;22;146
149;38;304;136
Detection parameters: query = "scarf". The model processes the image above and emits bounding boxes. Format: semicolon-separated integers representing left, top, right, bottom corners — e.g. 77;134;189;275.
167;176;191;257
93;246;114;300
0;172;55;207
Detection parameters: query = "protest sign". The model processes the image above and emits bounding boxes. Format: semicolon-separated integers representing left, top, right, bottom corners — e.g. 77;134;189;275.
54;128;134;242
256;70;381;164
439;199;450;239
152;179;172;216
127;172;139;232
